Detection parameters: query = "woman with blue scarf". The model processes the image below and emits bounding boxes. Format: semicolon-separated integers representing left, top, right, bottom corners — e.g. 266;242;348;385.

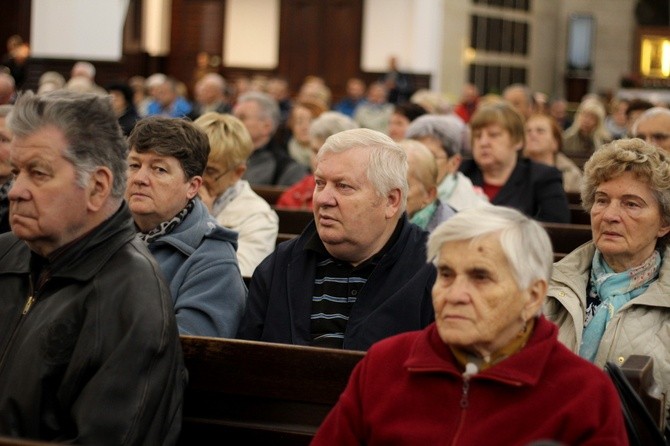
544;138;670;424
400;139;456;232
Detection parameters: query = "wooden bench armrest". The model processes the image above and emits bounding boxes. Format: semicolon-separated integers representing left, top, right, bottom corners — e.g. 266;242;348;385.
621;355;667;431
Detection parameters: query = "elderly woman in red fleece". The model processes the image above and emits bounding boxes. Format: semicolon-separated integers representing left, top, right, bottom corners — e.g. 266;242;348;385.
311;205;627;446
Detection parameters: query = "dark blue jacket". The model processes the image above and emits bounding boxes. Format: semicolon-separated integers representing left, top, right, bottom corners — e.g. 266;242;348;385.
237;216;436;351
460;157;570;223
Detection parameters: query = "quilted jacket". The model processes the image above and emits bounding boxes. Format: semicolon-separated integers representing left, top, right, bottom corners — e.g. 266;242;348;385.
544;241;670;421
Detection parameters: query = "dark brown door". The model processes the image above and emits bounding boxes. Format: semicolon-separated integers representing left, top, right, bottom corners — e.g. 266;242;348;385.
278;0;362;101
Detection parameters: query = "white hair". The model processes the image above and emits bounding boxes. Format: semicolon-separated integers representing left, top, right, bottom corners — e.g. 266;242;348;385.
427;205;553;289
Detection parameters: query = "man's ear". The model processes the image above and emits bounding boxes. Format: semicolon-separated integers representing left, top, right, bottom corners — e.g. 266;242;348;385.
87;167;113;212
385;188;402;219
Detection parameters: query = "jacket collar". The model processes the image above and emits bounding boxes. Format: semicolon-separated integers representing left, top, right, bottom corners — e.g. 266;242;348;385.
148;198;238;256
304;214;406;267
0;202;136;282
552;242;670;310
404;316;559;387
287;213;423;343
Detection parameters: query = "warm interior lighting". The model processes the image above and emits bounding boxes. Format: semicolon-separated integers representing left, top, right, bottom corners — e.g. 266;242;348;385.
640;35;670;78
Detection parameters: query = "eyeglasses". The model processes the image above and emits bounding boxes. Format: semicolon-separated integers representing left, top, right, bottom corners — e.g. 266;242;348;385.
204;167;231;182
635;132;670;143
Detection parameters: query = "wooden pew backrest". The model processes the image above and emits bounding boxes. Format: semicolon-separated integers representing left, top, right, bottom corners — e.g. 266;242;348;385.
566;191;581;205
540;222;592;258
569;204;590;225
621;355;667;432
252;185;287;206
179;336;365;445
274;208;314;235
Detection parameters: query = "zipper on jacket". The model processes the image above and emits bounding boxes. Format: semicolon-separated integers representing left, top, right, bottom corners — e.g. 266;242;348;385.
450;378;471;445
451;364;478;445
460;378;471;409
22;295;35;315
0;278;37;374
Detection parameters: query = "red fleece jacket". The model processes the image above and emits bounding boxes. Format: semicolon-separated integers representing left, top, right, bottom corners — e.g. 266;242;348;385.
312;316;628;446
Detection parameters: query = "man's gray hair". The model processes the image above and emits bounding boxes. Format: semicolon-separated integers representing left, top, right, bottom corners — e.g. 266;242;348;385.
237;91;280;133
427;205;553;289
631;106;670;135
7;90;128;199
318;128;408;212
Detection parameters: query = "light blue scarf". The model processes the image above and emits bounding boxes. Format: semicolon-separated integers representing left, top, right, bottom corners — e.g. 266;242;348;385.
410;201;438;230
436;173;457;203
579;249;661;361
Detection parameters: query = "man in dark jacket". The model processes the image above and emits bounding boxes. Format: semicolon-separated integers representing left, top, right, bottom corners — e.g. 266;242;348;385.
237;128;436;351
233;91;307;186
0;90;186;444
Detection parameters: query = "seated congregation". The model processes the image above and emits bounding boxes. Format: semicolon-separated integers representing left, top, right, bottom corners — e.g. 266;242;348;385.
1;61;670;444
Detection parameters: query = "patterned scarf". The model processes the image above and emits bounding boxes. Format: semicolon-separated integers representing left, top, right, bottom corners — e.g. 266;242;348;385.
137;199;194;245
211;180;244;217
580;249;661;361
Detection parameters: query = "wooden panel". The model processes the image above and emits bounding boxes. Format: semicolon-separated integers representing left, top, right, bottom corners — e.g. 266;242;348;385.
178;335;365;445
274;208;314;235
252;184;287;205
168;0;225;96
3;0;423;106
0;2;31;59
540;222;592;257
320;0;363;100
279;0;321;88
569;204;590;225
278;0;363;101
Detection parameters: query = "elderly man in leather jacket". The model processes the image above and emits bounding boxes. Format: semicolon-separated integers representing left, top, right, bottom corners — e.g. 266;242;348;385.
0;90;186;444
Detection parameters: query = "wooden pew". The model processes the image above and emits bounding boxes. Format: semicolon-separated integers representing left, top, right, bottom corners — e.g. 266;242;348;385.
252;185;288;206
540;222;592;259
569;203;591;225
274;208;314;235
566;191;581;205
606;355;668;444
178;336;365;445
621;355;667;432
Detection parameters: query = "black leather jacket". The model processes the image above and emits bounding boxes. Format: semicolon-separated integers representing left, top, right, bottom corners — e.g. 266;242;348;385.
0;203;186;445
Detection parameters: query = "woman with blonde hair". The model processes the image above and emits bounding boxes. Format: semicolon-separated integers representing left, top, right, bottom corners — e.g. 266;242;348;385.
562;97;612;158
524;113;583;193
194;112;279;277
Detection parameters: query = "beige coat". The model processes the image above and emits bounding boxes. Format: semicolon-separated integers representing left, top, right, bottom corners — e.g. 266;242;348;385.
544;242;670;420
215;180;279;277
